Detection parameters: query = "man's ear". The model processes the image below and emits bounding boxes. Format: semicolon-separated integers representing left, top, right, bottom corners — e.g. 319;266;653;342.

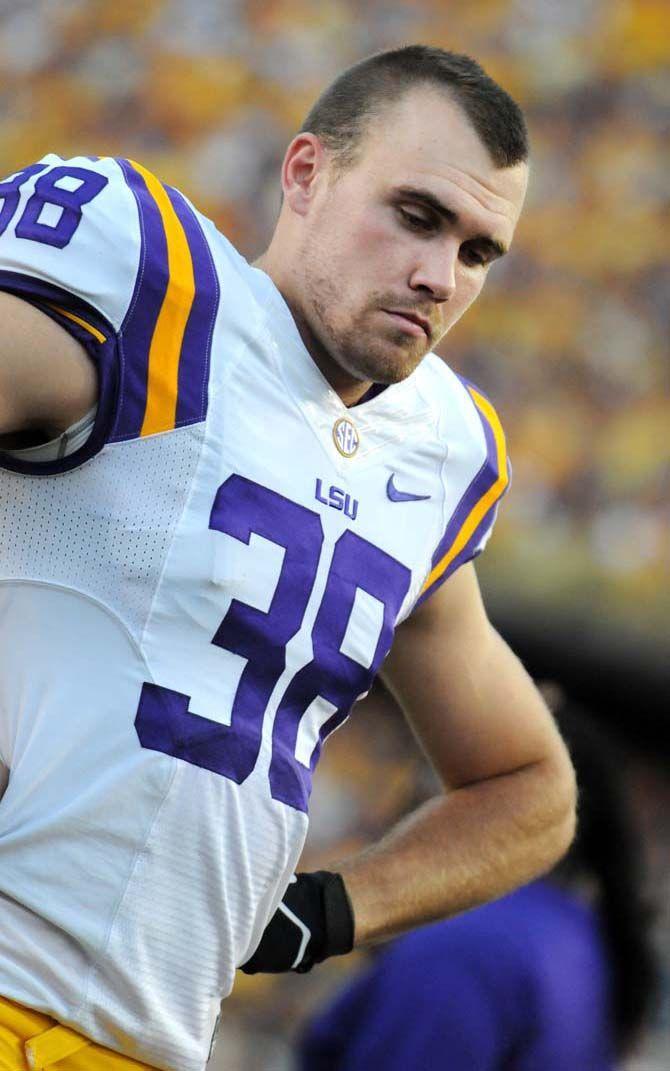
281;133;327;217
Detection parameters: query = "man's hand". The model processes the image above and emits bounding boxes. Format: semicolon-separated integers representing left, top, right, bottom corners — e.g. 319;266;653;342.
241;871;354;974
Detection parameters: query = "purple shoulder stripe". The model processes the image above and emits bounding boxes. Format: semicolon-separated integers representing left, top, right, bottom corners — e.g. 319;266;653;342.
112;159;170;442
164;184;220;430
414;376;510;609
111;160;219;442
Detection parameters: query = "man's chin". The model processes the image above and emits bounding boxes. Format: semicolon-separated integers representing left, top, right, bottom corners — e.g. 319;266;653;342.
343;340;428;386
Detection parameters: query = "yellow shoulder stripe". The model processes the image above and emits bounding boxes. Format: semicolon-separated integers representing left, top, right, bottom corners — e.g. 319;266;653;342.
421;387;508;593
127;159;196;438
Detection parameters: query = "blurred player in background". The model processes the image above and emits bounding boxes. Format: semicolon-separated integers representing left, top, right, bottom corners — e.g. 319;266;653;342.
0;46;575;1071
299;701;659;1071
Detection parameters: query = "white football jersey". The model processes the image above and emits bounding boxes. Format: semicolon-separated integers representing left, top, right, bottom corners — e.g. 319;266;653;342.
0;155;509;1071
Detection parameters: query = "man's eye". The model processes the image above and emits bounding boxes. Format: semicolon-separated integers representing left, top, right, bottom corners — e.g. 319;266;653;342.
461;246;486;267
399;208;433;231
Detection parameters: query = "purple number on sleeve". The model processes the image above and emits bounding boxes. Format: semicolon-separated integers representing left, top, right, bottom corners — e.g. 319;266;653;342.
15;166;108;249
135;475;324;783
0;163;48;237
269;530;411;812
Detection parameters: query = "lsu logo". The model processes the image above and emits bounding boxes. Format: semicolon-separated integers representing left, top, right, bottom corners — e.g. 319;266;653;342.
332;417;359;458
315;479;359;521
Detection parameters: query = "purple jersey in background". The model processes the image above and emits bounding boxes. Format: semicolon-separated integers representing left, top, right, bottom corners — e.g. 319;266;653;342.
299;880;616;1071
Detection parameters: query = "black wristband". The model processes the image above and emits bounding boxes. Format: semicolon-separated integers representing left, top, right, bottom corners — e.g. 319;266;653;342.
297;870;355;971
241;870;355;975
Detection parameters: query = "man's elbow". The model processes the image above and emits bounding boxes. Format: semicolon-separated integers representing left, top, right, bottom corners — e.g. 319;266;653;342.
539;744;578;868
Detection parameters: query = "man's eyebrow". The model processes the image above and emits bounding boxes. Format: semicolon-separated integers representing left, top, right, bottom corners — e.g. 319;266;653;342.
394;185;508;258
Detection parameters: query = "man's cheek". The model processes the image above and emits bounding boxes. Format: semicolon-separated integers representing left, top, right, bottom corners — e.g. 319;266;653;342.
451;282;483;329
353;216;395;257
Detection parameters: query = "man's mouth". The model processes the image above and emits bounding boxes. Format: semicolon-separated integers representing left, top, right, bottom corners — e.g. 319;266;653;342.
383;309;432;341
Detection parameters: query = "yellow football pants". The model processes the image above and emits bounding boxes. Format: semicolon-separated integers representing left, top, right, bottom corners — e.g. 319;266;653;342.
0;996;156;1071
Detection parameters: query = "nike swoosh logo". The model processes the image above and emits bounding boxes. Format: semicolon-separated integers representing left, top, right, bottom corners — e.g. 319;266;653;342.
386;474;431;503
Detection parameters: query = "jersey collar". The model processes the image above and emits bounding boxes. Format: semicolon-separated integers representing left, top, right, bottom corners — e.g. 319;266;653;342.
247;264;428;425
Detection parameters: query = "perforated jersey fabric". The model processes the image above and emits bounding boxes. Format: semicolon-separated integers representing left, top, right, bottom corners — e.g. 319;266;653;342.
0;155;510;1071
0;428;201;640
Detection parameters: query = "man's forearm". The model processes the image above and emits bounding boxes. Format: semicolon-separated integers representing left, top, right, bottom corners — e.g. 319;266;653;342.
338;754;576;946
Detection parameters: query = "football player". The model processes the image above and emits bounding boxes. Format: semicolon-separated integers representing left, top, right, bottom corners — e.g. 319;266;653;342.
0;46;576;1071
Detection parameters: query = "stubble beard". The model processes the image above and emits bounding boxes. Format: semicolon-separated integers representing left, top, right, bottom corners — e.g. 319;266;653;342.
301;267;429;388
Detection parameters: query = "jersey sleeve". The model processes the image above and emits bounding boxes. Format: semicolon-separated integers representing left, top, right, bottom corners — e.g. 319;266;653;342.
0;154;219;474
415;377;511;608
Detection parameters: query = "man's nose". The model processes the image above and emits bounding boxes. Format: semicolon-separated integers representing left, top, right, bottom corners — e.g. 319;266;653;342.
409;239;458;301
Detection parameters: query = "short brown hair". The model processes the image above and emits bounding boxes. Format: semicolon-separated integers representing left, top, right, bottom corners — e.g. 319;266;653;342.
299;45;529;171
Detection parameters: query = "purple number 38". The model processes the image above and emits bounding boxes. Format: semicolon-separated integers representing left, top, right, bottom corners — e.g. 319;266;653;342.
135;475;411;812
0;164;108;247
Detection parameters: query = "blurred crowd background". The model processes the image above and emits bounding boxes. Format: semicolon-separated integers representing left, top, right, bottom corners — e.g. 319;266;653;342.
0;1;667;1068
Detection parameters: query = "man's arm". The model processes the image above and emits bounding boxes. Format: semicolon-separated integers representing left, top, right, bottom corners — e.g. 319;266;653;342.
0;291;96;438
243;562;577;973
338;561;577;946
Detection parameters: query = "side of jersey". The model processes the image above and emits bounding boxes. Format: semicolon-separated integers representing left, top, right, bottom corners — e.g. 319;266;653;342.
0;155;226;1071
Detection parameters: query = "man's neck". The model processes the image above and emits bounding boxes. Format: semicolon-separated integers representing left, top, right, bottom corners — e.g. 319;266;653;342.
253;255;373;407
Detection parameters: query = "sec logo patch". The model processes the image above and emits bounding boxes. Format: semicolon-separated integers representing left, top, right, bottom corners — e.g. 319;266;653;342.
332;417;360;458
